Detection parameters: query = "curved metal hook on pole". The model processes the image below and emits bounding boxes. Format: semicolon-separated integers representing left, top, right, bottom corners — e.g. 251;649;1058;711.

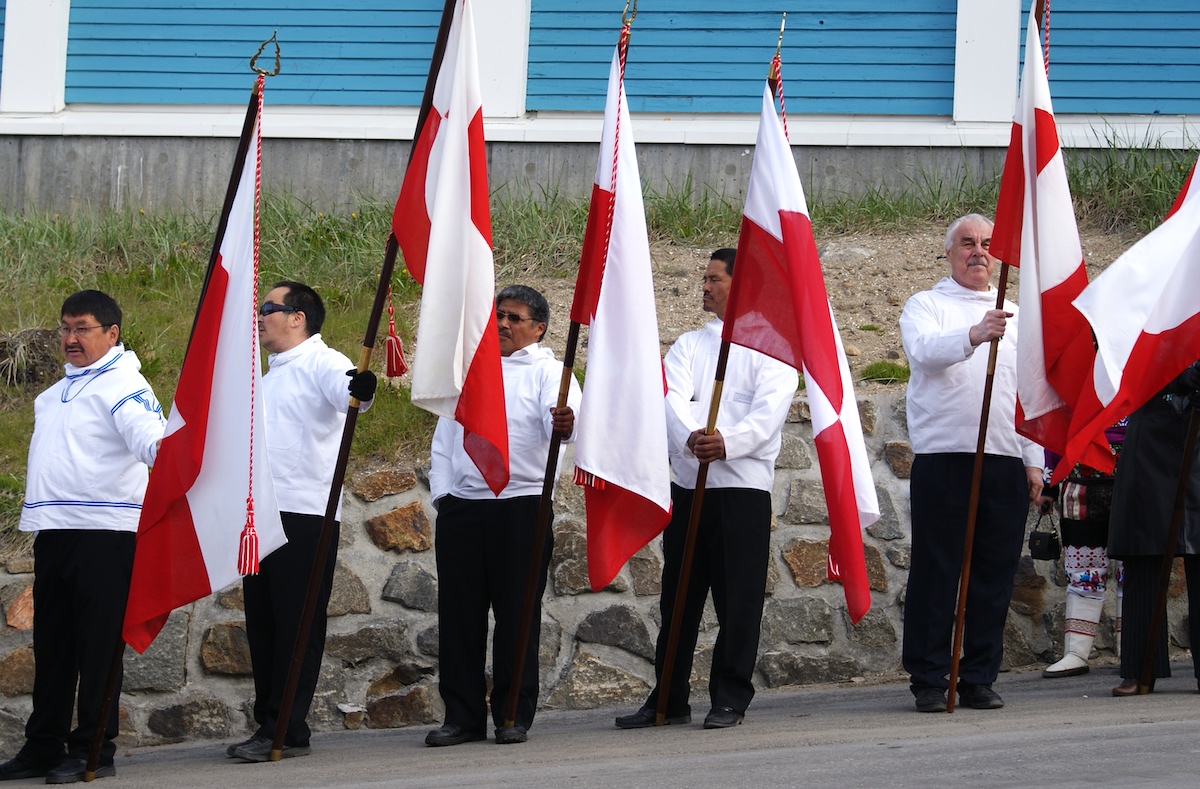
250;31;282;77
622;0;637;26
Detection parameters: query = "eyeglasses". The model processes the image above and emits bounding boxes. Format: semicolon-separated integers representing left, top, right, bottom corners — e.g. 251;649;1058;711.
496;310;540;324
259;302;298;316
57;324;111;338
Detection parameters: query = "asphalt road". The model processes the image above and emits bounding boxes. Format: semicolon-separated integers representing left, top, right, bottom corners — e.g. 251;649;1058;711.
13;663;1199;788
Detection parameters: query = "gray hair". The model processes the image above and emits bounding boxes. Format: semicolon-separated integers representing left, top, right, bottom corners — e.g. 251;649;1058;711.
944;213;994;251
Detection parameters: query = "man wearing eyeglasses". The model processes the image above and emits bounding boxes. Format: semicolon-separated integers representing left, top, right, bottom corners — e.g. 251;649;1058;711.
226;280;376;763
424;284;581;747
1;290;164;783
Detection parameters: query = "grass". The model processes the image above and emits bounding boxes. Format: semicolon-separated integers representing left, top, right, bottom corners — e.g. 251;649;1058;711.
0;140;1193;544
860;361;911;384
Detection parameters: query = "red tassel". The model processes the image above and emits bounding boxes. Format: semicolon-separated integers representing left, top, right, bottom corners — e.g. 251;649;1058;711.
385;318;409;378
238;509;260;575
573;467;606;490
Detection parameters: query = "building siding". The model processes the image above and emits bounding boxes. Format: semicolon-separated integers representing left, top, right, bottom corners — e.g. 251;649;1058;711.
64;0;442;105
51;0;1200;116
1027;0;1200;115
0;0;6;92
527;0;958;115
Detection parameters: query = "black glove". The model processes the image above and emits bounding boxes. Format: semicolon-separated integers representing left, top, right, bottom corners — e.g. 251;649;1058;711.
347;369;377;401
1179;361;1200;394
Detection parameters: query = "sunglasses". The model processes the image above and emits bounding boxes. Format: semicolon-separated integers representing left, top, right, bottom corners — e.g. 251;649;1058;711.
259;302;298;316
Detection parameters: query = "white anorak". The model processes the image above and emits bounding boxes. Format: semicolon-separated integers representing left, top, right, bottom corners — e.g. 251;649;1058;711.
21;345;165;533
665;319;798;491
430;343;582;503
900;277;1041;466
263;333;371;519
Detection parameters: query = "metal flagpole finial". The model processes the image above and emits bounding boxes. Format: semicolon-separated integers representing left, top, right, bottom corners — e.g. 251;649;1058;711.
250;31;282;77
769;13;786;81
622;0;637;26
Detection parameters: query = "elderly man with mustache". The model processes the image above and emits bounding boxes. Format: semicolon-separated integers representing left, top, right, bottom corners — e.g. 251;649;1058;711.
898;214;1044;713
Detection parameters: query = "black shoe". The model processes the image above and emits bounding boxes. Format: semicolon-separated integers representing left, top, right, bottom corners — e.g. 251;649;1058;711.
614;706;691;729
45;757;115;784
231;737;311;762
0;754;62;781
958;684;1004;710
702;707;744;729
226;735;267;758
494;725;527;745
424;724;486;747
914;686;947;713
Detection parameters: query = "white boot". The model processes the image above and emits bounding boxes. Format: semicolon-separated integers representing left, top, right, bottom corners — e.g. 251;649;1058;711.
1043;595;1104;678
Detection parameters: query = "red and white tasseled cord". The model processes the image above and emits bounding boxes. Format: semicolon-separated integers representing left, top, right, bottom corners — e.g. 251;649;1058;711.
772;53;789;142
238;74;265;576
384;286;409;377
1042;0;1051;76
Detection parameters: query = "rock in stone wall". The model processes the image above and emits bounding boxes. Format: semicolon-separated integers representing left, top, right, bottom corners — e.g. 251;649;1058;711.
0;391;1139;746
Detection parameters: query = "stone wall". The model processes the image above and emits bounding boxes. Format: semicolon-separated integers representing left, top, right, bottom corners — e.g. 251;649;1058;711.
0;391;1178;750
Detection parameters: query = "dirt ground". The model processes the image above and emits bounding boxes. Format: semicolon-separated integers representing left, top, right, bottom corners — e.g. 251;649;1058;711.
526;223;1143;390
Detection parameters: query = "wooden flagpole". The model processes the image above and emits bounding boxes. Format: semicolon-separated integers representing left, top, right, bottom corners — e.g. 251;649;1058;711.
83;78;265;781
945;0;1046;715
654;17;783;725
653;18;785;725
655;343;730;724
268;0;458;761
501;323;580;728
944;263;1008;714
1136;404;1200;693
502;0;637;731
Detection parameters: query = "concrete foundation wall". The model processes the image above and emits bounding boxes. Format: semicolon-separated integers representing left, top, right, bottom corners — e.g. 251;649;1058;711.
0;136;1008;215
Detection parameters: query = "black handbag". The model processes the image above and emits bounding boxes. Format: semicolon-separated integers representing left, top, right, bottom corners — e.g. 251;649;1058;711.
1028;511;1062;561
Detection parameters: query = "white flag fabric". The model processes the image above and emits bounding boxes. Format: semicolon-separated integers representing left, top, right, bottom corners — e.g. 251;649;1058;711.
723;82;879;622
124;95;285;653
991;15;1109;481
394;0;509;494
571;38;672;592
1066;159;1200;456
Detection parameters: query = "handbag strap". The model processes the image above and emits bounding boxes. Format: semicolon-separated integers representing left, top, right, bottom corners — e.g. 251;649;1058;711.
1032;510;1058;535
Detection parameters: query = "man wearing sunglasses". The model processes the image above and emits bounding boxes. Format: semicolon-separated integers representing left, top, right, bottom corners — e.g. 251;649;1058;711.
425;284;581;747
1;290;164;783
227;280;376;763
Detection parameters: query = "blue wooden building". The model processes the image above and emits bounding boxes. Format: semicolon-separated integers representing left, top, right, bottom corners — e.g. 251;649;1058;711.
0;0;1197;211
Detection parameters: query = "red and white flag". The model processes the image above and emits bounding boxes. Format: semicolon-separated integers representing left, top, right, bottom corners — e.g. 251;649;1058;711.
1065;159;1200;460
572;31;672;592
723;80;879;622
123;90;285;653
394;0;508;495
991;15;1111;482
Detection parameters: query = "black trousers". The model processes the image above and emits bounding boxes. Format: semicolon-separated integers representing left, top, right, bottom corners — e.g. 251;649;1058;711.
242;512;337;746
903;453;1028;690
1119;555;1200;679
646;484;771;717
23;530;134;764
434;495;552;732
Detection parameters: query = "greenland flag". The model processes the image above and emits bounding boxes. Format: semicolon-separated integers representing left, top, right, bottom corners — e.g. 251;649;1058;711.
723;82;879;622
123;98;285;653
1066;159;1200;462
991;15;1111;482
571;37;672;592
394;0;509;495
